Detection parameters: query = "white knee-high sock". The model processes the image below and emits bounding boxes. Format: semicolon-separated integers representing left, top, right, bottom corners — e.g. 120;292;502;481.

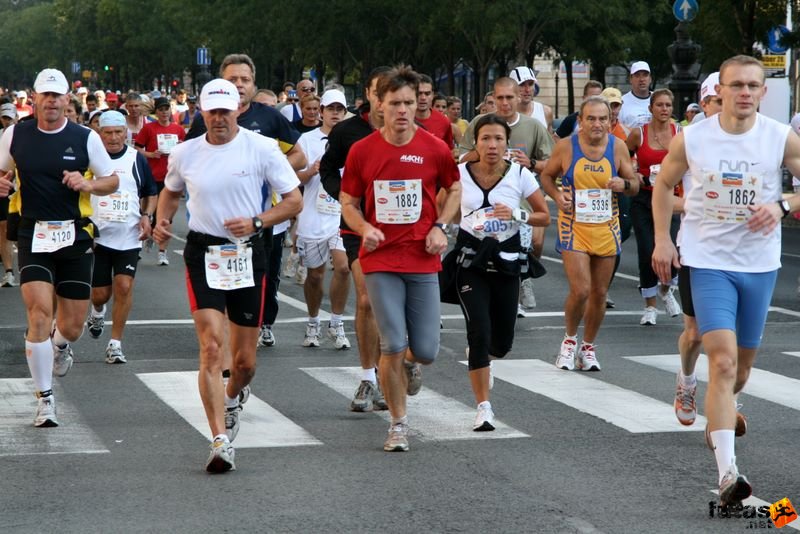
26;340;54;392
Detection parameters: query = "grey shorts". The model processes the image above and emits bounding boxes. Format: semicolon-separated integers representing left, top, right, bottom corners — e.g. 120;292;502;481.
364;272;441;362
296;233;344;269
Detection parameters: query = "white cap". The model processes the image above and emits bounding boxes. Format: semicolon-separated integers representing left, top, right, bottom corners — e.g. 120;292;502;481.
15;90;27;99
320;89;346;107
200;78;239;111
98;110;126;128
0;103;17;118
88;109;104;123
509;66;536;84
700;72;720;100
790;113;800;135
686;103;701;112
630;61;651;75
76;87;88;95
34;69;69;95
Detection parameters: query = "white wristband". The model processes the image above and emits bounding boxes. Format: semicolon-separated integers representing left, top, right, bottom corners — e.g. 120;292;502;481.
513;208;529;224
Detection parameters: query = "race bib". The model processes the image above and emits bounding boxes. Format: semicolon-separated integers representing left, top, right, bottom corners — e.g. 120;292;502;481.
96;190;132;223
157;133;179;154
32;220;75;253
374;179;422;224
467;207;518;242
204;244;254;290
315;190;341;215
649;164;661;186
574;189;612;223
702;171;762;223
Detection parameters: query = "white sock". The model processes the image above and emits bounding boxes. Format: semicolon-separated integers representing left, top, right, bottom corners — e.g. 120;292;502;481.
92;304;106;318
213;433;229;442
710;430;736;484
361;367;376;384
108;339;121;350
477;400;491;409
26;340;54;392
52;327;70;348
329;314;342;326
679;371;697;388
224;393;238;409
307;316;319;325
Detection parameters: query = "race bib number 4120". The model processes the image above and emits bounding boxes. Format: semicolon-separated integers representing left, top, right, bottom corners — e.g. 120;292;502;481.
32;220;75;253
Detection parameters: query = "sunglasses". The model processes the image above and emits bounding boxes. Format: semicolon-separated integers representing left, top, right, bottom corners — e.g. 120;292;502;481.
299;87;315;93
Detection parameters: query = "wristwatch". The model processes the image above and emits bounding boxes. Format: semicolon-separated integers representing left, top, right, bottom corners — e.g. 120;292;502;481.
433;222;446;231
252;216;264;231
779;199;791;218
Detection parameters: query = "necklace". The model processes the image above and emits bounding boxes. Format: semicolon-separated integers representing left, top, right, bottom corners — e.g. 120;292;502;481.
651;126;671;150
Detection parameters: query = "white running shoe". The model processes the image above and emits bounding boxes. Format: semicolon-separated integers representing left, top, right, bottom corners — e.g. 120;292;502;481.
576;343;601;371
53;343;74;377
282;252;299;278
327;322;350;349
257;325;275;347
555;338;577;370
383;422;409;452
206;436;236;473
473;403;495;432
34;394;58;427
1;271;16;287
105;345;127;364
659;286;682;317
674;373;697;426
302;322;320;347
517;304;526;318
520;278;536;309
157;251;169;266
718;459;752;507
224;405;241;442
640;306;658;326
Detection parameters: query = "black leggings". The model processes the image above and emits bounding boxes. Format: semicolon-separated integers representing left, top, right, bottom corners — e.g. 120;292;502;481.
456;267;519;370
261;231;285;326
630;190;680;293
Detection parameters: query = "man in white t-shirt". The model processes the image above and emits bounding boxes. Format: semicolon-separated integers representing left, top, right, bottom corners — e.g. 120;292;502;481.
280;78;315;122
509;65;553;132
619;61;653;129
652;55;800;508
295;90;352;349
691;72;722;125
153;79;302;473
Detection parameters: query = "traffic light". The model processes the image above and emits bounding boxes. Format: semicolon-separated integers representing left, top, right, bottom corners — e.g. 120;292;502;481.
171;79;178;88
104;65;109;71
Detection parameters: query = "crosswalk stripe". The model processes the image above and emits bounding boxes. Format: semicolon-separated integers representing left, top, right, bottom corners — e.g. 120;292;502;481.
469;359;706;433
300;366;529;441
625;354;800;412
709;490;800;531
136;371;322;448
0;379;109;456
783;351;800;359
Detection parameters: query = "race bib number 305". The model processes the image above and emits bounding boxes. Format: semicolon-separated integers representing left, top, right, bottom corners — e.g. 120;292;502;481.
204;244;254;290
467;207;518;241
574;189;612;223
702;171;762;223
32;220;75;253
374;179;422;224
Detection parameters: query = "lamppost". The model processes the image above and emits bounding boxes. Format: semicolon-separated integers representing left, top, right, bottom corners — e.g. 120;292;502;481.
667;0;701;121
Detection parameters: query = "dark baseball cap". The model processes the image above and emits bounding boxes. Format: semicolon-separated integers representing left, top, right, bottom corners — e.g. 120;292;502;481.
154;97;170;109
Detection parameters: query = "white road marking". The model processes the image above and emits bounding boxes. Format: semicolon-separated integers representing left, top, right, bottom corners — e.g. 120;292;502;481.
541;254;639;282
301;366;528;441
470;359;706;433
0;379;109;456
136;371;321;448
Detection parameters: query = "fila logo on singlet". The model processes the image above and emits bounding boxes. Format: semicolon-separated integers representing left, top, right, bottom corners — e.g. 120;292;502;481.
400;154;424;164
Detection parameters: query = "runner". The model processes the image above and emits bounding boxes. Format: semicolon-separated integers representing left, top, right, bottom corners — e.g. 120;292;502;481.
153;78;301;472
539;95;638;371
340;65;461;451
652;55;800;507
0;68;119;427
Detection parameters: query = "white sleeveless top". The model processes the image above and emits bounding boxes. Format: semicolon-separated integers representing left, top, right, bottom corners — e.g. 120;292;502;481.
680;113;790;272
531;101;547;129
92;146;144;251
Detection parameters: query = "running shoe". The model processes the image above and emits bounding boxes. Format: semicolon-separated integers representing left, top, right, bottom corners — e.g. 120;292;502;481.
473;403;495;432
53;343;74;377
576;343;601;371
605;297;615;309
206;436;236;473
282;252;299;278
517;304;525;318
555;338;577;371
640;306;658;326
294;264;307;285
350;380;375;412
373;380;389;410
87;314;105;339
105;345;127;364
674;374;697;426
238;385;250;406
719;459;752;508
257;325;275;347
520;278;536;309
34;393;58;427
383;422;409;452
302;322;320;347
157;251;169;266
735;404;747;437
143;238;154;253
327;322;350;350
1;271;16;287
404;361;422;396
659;286;682;317
224;405;241;442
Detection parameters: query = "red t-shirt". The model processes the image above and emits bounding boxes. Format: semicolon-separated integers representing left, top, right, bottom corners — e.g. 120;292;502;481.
416;110;454;148
134;121;186;181
341;128;459;274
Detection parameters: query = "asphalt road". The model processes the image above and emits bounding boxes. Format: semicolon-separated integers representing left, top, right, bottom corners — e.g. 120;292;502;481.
1;204;799;533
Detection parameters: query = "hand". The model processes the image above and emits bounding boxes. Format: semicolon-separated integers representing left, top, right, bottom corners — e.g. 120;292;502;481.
425;225;448;256
62;170;92;192
138;215;152;241
746;202;781;235
511;150;531;169
606;176;626;193
152;219;172;246
492;203;514;221
362;225;385;252
651;240;681;285
150;150;163;159
557;190;573;214
311;159;321;175
223;217;256;237
0;170;14;197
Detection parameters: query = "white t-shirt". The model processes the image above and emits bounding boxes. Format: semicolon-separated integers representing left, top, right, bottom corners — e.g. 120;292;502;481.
619;91;652;129
280;103;301;123
165;128;300;240
680;113;790;272
296;127;340;240
92;146;145;250
458;161;539;240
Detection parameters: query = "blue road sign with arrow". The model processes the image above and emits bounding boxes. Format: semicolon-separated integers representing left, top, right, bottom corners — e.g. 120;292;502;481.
767;26;789;55
673;0;698;22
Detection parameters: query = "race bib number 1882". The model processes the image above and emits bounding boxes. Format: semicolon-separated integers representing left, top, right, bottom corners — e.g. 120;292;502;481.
374;179;422;224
